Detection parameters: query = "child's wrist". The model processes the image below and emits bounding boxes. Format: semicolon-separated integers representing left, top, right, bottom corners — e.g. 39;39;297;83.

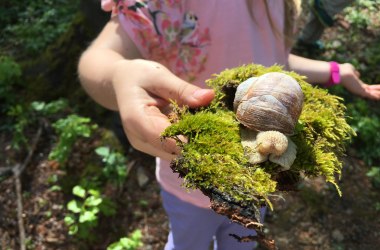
324;61;341;88
112;59;131;87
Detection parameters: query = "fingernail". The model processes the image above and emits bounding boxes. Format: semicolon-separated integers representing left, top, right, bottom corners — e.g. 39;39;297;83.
192;89;210;100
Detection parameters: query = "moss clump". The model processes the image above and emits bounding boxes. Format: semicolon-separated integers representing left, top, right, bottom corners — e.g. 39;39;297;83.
162;64;356;209
164;109;276;204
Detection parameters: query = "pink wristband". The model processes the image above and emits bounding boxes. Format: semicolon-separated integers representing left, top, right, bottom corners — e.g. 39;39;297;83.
325;61;340;87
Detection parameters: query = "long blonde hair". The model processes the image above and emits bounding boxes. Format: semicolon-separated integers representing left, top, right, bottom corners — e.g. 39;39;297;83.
246;0;302;49
283;0;302;47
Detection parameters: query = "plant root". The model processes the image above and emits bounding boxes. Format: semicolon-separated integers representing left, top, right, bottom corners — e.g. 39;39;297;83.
229;233;277;250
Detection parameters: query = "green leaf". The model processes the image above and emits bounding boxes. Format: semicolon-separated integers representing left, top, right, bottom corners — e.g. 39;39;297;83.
108;153;117;165
79;210;97;223
90;206;100;214
367;167;380;177
119;238;131;247
95;146;110;157
31;101;45;111
72;185;86;198
68;224;78;235
119;230;143;249
85;196;102;207
106;230;143;250
107;242;124;250
43;99;68;114
88;189;100;197
67;200;81;213
64;214;76;226
49;185;62;192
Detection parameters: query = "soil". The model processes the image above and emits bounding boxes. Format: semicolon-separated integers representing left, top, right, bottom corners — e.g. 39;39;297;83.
0;129;168;250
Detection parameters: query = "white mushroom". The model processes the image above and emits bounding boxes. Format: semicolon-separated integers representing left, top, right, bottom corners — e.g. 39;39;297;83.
240;129;297;171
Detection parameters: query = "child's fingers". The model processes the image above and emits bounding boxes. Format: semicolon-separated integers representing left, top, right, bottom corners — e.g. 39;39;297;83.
135;62;215;107
119;60;215;108
145;76;215;108
121;102;182;159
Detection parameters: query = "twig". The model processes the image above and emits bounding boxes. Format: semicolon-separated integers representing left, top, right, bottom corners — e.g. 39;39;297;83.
11;125;43;250
14;171;26;250
230;233;278;250
0;166;14;176
14;125;43;176
0;125;43;177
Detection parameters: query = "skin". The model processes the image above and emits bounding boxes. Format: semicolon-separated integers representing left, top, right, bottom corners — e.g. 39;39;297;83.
288;54;380;100
78;17;380;160
79;18;214;160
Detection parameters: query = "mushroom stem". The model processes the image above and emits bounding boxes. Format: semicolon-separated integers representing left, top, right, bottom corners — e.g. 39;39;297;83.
240;129;268;164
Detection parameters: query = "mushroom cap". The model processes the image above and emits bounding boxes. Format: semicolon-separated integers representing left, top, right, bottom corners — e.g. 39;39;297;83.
235;72;304;135
256;131;288;156
240;129;297;170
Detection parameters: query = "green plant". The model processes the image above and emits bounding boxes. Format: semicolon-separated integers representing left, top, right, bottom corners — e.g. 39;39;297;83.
346;100;380;166
95;146;128;187
107;230;143;250
6;104;31;149
25;236;36;250
6;99;69;149
366;166;380;189
375;202;380;211
344;0;380;30
0;0;80;56
31;99;69;116
0;56;22;108
49;114;97;165
64;185;116;240
366;166;380;211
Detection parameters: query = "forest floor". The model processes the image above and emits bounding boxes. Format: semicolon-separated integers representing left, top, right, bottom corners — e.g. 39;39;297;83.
1;3;380;250
1;129;380;250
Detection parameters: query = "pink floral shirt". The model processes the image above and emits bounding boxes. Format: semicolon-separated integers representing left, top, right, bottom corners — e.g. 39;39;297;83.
101;0;289;208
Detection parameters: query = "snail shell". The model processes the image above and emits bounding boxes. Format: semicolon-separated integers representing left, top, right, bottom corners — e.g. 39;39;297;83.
234;72;304;135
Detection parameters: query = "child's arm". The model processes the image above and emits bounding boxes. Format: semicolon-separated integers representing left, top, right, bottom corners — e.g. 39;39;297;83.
288;54;380;100
78;17;139;111
78;18;215;159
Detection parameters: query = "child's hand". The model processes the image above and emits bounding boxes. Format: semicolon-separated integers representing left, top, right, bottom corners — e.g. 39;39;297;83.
112;59;215;160
340;63;380;100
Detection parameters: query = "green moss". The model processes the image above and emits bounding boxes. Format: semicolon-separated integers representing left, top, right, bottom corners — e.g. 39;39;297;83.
163;109;276;203
162;64;355;206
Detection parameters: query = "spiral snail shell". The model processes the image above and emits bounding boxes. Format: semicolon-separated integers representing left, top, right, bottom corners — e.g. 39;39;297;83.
234;72;304;136
234;72;304;170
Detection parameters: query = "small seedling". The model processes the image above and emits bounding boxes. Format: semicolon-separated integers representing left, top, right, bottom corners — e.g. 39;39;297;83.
95;146;128;187
49;114;97;165
107;230;143;250
64;185;116;240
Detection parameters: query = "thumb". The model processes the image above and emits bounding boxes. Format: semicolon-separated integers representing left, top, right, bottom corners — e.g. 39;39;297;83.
184;87;215;107
147;74;215;108
137;61;215;107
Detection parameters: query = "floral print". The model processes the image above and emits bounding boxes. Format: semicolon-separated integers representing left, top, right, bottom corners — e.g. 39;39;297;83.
103;0;211;81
